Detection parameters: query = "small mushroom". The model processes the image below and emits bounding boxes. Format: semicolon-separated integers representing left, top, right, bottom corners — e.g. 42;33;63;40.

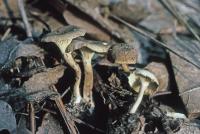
129;69;159;113
108;43;137;72
68;39;112;106
41;25;86;103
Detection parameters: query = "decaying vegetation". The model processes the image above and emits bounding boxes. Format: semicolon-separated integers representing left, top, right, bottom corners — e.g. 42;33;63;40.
0;0;200;134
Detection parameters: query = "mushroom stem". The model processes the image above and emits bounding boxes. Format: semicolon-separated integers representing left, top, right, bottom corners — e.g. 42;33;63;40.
81;49;94;107
63;53;82;103
130;81;149;113
121;64;130;72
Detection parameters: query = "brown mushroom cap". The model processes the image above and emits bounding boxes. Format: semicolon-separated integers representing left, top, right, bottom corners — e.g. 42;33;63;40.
41;25;86;53
108;43;137;64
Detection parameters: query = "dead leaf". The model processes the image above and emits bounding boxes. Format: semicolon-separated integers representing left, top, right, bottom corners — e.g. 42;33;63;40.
23;65;65;102
0;100;17;134
175;119;200;134
162;35;200;67
140;13;174;34
163;35;200;118
145;62;169;92
3;43;44;69
13;43;44;59
0;38;20;68
63;0;134;43
63;10;111;41
36;113;64;134
0;0;19;18
172;51;200;118
110;1;149;24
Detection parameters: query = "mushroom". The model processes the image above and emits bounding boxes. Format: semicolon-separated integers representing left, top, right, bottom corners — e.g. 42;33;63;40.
108;43;137;72
67;38;112;106
129;69;159;113
41;25;86;103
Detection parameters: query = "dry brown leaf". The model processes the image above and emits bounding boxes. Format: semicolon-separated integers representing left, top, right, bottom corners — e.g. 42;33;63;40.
23;65;65;102
13;43;44;58
63;10;111;41
162;35;200;67
171;52;200;119
64;0;134;43
36;113;64;134
145;62;169;92
1;41;45;70
110;1;149;24
162;35;200;118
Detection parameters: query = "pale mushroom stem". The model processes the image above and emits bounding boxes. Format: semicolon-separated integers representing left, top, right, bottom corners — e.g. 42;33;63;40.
63;53;82;103
130;81;149;113
81;51;94;107
121;64;130;72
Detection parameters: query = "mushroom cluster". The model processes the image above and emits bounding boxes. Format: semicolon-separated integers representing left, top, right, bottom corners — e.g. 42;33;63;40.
41;26;114;108
41;25;159;116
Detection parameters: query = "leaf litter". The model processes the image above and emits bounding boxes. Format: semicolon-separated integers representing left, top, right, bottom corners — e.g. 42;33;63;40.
0;0;200;134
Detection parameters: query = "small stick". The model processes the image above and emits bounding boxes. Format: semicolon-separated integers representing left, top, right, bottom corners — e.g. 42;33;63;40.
42;108;57;115
73;117;104;133
1;27;11;41
29;102;35;134
16;112;39;119
17;0;32;37
61;87;70;98
51;86;78;134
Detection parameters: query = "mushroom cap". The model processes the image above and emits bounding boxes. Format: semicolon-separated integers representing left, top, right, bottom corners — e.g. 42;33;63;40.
128;69;159;95
66;38;111;53
41;25;86;53
108;43;137;64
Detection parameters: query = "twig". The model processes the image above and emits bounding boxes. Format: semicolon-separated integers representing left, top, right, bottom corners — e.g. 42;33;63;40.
1;27;11;41
51;86;79;134
73;117;104;133
42;105;104;133
17;0;32;37
110;14;200;70
159;25;186;35
16;112;39;119
158;0;200;42
42;108;57;115
61;87;70;98
29;102;35;134
150;91;172;98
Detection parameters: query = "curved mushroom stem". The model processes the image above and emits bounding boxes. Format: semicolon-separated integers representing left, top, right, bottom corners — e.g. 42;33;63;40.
81;49;94;107
121;64;130;72
63;53;82;103
130;80;149;113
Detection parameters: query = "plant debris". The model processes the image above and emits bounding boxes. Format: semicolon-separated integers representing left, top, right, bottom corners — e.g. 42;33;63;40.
0;0;200;134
